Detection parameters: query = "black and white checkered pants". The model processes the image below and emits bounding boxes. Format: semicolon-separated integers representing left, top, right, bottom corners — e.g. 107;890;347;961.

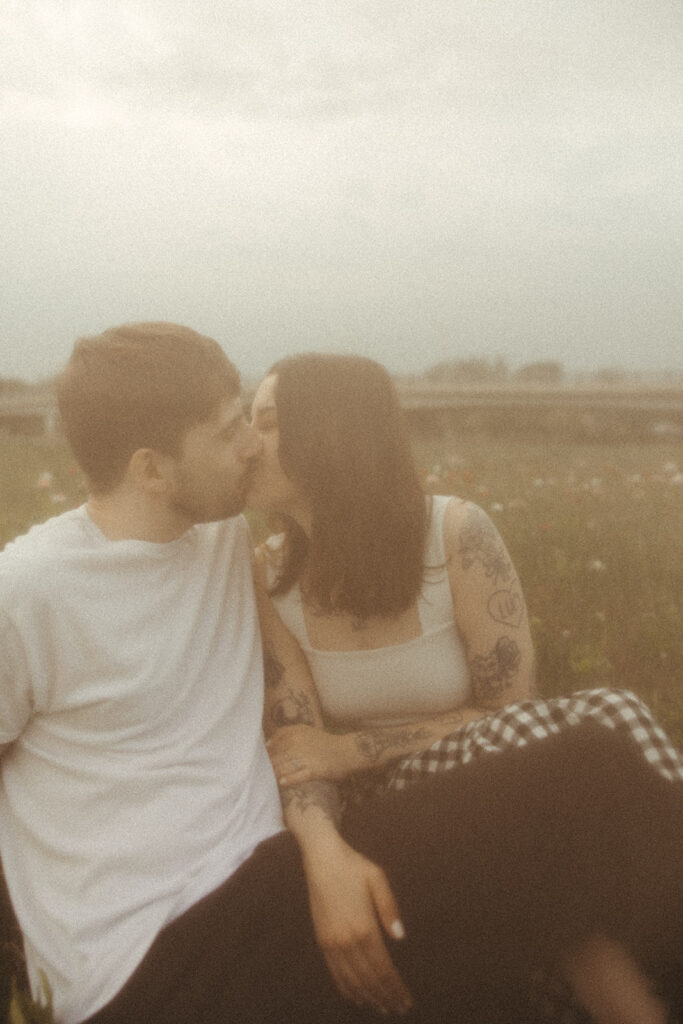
340;688;683;1024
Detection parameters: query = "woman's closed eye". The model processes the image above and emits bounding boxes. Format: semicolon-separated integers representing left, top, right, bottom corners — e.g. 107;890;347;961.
252;410;278;433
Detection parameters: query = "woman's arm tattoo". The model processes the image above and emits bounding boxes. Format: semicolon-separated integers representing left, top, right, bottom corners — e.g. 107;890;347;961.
487;587;524;628
267;688;316;732
263;648;286;689
459;505;513;584
355;725;435;763
470;636;521;703
280;780;342;827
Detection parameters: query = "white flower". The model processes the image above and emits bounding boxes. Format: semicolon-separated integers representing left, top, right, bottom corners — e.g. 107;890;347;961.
490;502;504;513
36;471;53;489
588;559;607;572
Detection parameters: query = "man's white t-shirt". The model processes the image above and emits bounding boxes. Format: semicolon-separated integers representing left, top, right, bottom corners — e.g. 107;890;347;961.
0;507;284;1024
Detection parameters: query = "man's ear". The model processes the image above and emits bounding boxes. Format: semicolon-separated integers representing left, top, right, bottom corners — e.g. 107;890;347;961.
128;448;174;494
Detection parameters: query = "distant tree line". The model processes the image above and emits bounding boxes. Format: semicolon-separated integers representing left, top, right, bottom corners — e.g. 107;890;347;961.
0;377;32;394
422;358;566;385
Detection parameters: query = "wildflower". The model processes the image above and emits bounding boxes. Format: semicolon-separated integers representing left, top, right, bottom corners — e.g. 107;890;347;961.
670;472;683;486
490;502;504;513
50;493;67;504
588;559;607;573
533;478;544;488
424;474;439;488
36;472;53;489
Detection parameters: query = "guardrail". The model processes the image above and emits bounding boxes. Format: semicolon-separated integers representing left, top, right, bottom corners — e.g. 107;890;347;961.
1;384;682;438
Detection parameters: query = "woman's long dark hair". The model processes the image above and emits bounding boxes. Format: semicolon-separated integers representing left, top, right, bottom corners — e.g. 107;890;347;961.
268;353;428;620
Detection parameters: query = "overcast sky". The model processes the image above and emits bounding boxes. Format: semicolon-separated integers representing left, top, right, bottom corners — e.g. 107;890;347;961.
2;0;682;382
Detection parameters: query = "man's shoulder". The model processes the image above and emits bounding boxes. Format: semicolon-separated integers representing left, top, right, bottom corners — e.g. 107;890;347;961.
199;513;250;546
1;507;87;564
195;514;253;568
0;509;88;614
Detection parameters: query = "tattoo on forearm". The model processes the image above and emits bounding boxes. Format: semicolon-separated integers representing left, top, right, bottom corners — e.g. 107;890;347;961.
280;780;342;827
470;636;521;702
355;725;434;763
487;588;524;628
268;688;316;730
263;648;286;689
459;505;513;584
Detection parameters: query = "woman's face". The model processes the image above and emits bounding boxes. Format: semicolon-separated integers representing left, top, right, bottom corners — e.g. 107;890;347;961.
247;373;305;518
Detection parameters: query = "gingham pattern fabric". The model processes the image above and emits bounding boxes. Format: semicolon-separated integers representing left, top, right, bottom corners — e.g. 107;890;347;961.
386;687;683;791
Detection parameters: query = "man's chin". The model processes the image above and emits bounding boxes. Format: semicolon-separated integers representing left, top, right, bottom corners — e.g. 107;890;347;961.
244;485;263;512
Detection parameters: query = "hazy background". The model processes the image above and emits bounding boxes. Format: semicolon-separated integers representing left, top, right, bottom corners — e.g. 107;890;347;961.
2;0;682;383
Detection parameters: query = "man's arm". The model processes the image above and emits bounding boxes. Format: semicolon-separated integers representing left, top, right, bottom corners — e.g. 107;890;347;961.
254;569;413;1016
0;612;33;755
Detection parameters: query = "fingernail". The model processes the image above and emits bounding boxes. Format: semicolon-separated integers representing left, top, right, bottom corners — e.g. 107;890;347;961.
390;919;405;940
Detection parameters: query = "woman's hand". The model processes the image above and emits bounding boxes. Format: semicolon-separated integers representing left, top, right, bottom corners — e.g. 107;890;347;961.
266;724;354;785
301;831;413;1016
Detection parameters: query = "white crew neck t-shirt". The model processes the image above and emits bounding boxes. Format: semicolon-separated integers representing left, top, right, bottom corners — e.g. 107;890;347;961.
0;507;283;1024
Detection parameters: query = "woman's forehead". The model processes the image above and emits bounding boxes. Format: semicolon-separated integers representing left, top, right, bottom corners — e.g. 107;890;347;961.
252;373;278;411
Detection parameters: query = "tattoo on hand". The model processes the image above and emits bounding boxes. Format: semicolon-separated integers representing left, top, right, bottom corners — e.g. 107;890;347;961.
263;648;286;689
280;780;342;827
356;725;434;763
470;636;521;702
459;505;513;584
269;688;316;730
487;588;524;628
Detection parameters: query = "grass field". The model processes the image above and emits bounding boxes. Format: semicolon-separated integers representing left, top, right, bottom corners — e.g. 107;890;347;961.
1;428;682;1020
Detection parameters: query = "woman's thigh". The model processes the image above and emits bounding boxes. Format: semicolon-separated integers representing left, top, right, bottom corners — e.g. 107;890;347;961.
343;720;682;999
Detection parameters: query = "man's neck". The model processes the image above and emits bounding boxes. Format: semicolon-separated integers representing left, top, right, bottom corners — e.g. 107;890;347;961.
86;492;192;543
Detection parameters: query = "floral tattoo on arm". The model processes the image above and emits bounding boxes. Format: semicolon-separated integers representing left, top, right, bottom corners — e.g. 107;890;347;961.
264;649;286;689
355;725;435;763
279;780;342;827
262;646;316;735
458;505;513;585
470;636;521;703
